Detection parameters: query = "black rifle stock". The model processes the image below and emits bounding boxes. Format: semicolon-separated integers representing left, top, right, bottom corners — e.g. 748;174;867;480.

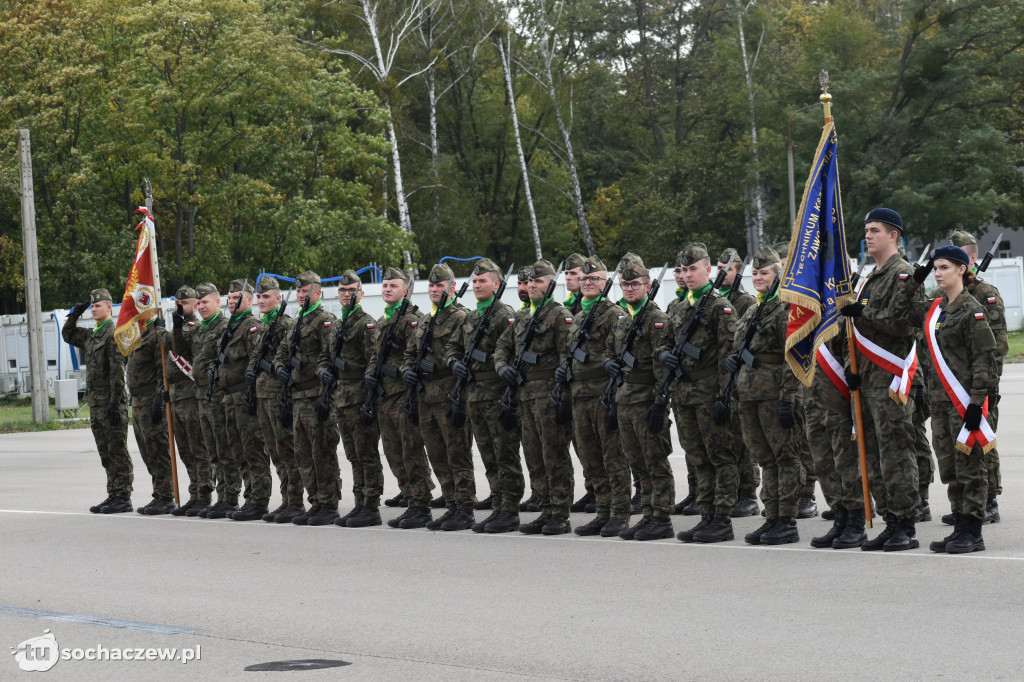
359;294;411;425
243;291;290;415
278;293;311;425
317;291;360;419
206;278;248;403
400;292;449;424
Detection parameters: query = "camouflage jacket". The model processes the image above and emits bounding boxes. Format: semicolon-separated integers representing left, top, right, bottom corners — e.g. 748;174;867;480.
445;297;517;402
401;301;467;404
157;315;199;401
565;298;620;399
216;308;263;396
174;310;227;392
368;304;423;398
968;277;1008;375
319;305;377;408
246;309;293;400
604;298;668;406
730;294;799;403
61;317;126;407
807;329;851;414
656;287;735;404
494;298;574;402
853;253;920;389
721;282;757;318
273;301;336;400
125;320;164;405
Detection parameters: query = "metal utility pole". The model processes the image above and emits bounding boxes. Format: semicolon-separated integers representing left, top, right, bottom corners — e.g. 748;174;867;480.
17;129;50;423
787;101;822;228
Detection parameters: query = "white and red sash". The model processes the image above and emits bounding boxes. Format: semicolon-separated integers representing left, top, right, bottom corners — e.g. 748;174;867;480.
851;272;917;404
170;351;195;383
924;298;996;454
815;345;850;401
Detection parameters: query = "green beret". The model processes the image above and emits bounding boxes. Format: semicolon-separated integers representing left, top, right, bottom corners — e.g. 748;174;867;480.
195;282;218;298
255;277;279;294
338;270;361;286
428;263;454;283
564;253;586;270
528;259;556;278
517;266;532;282
296;270;320;287
773;242;791;260
228;278;254;294
382;266;408;282
472;258;502;276
751;247;780;270
675;243;709;267
581;255;607;274
174;285;198;300
90;288;112;303
718;248;741;265
949;230;977;248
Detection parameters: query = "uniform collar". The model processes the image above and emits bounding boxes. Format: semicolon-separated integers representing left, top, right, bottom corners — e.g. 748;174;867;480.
93;318;112;333
201;310;222;327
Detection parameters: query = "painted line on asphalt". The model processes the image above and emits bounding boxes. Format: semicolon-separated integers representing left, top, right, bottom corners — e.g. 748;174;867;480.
0;605;199;635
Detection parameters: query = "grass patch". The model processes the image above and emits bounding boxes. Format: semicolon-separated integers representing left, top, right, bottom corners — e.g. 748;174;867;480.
1007;329;1024;363
0;396;94;433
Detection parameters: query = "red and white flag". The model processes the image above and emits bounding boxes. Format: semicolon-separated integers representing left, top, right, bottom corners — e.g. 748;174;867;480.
114;207;159;355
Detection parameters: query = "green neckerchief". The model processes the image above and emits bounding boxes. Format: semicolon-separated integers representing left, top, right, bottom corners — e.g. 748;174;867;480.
970;265;979;275
431;296;455;317
686;282;713;305
201;310;222;327
520;300;529;310
564;291;580;308
580;296;601;315
384;300;402;321
476;296;495;316
675;287;686;299
300;300;322;318
341;303;362;321
757;288;779;305
261;308;279;325
230;308;252;325
530;295;553;317
626;296;649;318
93;318;112;334
617;297;629;310
718;286;732;297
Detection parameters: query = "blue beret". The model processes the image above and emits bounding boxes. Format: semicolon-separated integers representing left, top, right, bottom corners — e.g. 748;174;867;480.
931;245;970;267
865;207;903;232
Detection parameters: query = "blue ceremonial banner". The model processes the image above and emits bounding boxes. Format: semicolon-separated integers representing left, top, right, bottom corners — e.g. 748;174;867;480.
779;120;854;386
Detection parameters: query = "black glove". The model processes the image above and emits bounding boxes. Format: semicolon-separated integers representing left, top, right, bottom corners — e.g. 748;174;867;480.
603;359;622;379
150;402;163;424
161;389;170;403
315;396;331;422
915;383;926;410
207;368;217;386
451;360;470;381
964;403;983;431
723;354;740;376
844;368;861;392
173;303;185;330
777;400;796;429
69;301;89;319
658;350;679;371
276;366;291;384
364;372;379;392
913;259;935;284
839;302;864;317
245;369;258;386
402;369;419;387
712;399;730;426
498;365;520;387
554;365;573;384
106;403;122;427
317;367;336;388
153;316;166;328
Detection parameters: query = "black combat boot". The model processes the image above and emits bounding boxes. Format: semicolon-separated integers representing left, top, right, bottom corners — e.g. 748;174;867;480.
676;515;711;543
274;505;304;523
520;493;541;512
599;518;629;537
399;506;433;529
99;497;133;514
384;493;405;508
744;517;776;545
672;493;696;515
796;494;818;519
388;507;412;528
930;512;963;552
811;506;848;548
570;491;595;513
631;491;644;515
730;491;759;518
426;506;457;531
232;503;269;522
635;516;673;541
335;505;363;527
188;500;212;517
430;495;447;509
136;500;152;515
693;515;734;543
519;513;551;535
90;496;114;514
307;506;340;526
585;500;597;514
441;508;475;531
618;515;652;540
147;498;177;515
227;502;252;520
946;514;985;553
940;511;956;525
882;517;919;551
197;500;220;518
911;502;931;523
821;508;836;521
173;499;197;517
291;504;320;525
985;498;999;524
262;503;285;522
541;514;571;535
485;512;520;533
472;510;500;533
833;507;867;549
761;517;799;544
860;513;897;551
473;497;493;511
574;516;608;537
347;507;382;528
206;501;237;519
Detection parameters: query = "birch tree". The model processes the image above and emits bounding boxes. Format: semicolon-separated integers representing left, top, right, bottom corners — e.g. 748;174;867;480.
736;0;766;254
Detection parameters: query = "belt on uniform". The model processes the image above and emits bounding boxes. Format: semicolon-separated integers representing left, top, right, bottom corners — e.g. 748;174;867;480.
574;367;608;381
223;381;247;395
295;380;319;391
680;365;717;382
337;371;365;380
625;370;656;385
421;367;453;382
755;353;785;364
523;369;556;382
472;371;498;381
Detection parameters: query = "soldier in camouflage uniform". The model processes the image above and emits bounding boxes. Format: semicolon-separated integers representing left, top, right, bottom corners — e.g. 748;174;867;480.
321;270;384;528
62;288;133;513
892;245;998;553
368;268;435;530
495;259;575;535
127;314;174;515
244;277;304;523
447;258;524;533
216;280;270;521
716;248;760;517
839;208;923;551
724;247;804;545
556;256;631;538
605;259;675;541
562;252;596;514
665;250;699;515
274;270;341;526
949;230;1008;524
657;244;738;544
158;286;212;516
512;267;545;513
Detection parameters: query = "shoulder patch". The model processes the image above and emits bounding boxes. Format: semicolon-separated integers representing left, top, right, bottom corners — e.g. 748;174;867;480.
654;322;664;329
898;272;909;280
974;311;985;321
249;326;258;333
411;321;418;327
723;307;733;314
987;296;997;304
366;322;375;329
323;321;332;327
507;317;515;324
187;321;196;326
565;317;573;324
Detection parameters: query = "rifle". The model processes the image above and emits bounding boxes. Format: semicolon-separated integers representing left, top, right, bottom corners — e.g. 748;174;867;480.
316;289;359;421
600;264;669;431
446;263;514;428
400;291;450;424
278;293;312;426
242;288;291;415
978;232;1003;273
549;271;617;424
646;253;736;433
496;264;563;432
205;278;248;402
712;274;781;425
358;292;411;425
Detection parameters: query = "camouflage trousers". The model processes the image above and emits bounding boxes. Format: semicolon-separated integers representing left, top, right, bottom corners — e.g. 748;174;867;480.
419;397;476;509
468;399;523;513
738;399;804;518
732;407;760;495
378;393;433;507
673;398;738;515
795;400;816;496
198;391;233;502
293;396;341;509
224;392;270;506
913;392;934;501
859;386;921;520
170;396;212;502
337;402;384;509
257;396;303;507
90;406;132;498
520;396;573;517
805;400;841;509
131;398;172;501
572;395;631;520
618;401;674;519
931;403;988;521
986;401;1001;499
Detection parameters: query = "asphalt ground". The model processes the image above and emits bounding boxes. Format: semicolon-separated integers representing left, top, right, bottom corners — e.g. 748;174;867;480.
3;367;1024;680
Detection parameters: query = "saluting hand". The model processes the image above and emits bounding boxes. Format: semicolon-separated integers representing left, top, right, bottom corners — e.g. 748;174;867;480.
913;259;935;284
